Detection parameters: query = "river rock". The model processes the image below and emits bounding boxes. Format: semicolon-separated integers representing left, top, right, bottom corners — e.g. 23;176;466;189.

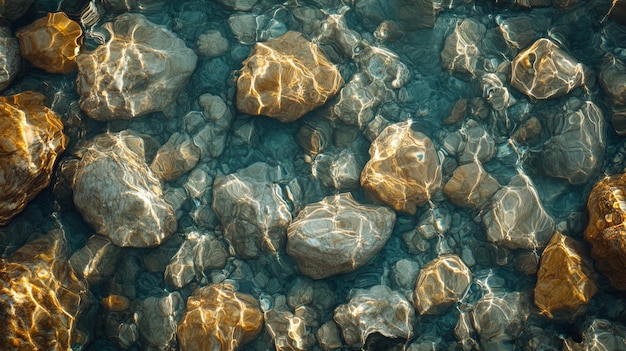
414;254;472;315
71;131;177;248
563;319;626;350
76;13;197;120
136;293;183;350
598;55;626;106
456;120;496;164
16;12;82;74
334;285;415;349
212;162;291;258
0;91;67;226
150;132;200;181
237;31;343;122
534;232;597;321
0;230;92;350
361;121;442;214
0;0;34;21
286;193;396;279
0;27;19;91
312;147;363;190
585;173;626;290
482;176;555;250
510;38;586;100
470;292;530;350
441;18;486;77
197;30;229;57
103;0;166;12
443;162;500;209
69;235;122;285
176;284;263;351
264;308;315;351
539;100;605;184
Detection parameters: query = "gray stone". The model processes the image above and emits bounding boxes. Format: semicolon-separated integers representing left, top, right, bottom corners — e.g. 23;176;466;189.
136;293;184;350
441;18;487;77
69;235;122;285
217;0;257;11
151;132;200;181
103;0;166;12
331;73;391;128
312;148;363;190
334;285;415;349
356;46;411;89
197;30;230;57
264;309;315;351
496;14;549;50
456;120;496;164
194;94;233;160
563;319;626;351
286;193;395;279
76;14;197;120
72;132;177;248
599;55;626;106
0;27;19;91
317;321;344;350
470;292;530;350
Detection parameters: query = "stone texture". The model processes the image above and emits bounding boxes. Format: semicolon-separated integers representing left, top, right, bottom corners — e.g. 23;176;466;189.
0;91;67;226
585;173;626;291
286;193;395;279
71;131;177;248
510;38;586;100
264;309;315;351
0;0;35;21
470;292;530;349
165;231;227;289
443;162;500;209
312;148;363;190
361;121;442;215
563;319;626;351
598;55;626;106
176;284;263;351
414;254;472;315
334;285;415;349
69;235;122;285
441;18;486;77
197;30;229;57
76;13;197;120
150;132;200;181
212;162;291;258
136;293;184;350
0;230;92;350
456;120;496;164
0;27;20;91
16;12;82;74
534;232;597;320
237;31;343;122
482;176;555;250
539;100;605;185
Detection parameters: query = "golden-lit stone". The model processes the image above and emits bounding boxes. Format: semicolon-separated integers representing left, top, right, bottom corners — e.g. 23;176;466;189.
16;12;82;74
511;38;586;100
585;173;626;290
237;31;343;123
102;295;130;312
535;232;597;320
0;230;91;350
176;284;263;351
443;162;500;209
360;121;442;214
414;254;472;315
0;91;67;225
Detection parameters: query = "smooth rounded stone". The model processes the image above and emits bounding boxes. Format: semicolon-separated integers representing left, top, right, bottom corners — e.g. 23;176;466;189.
584;173;626;291
481;73;516;111
72;131;177;248
443;162;500;210
441;18;486;77
456;120;496;164
150;132;200;181
316;13;363;59
563;319;626;350
286;193;395;280
334;285;415;349
195;93;234;160
539;100;605;185
237;31;343;123
444;98;467;125
356;46;411;89
76;13;197;120
414;254;471;315
183;165;212;199
511;116;542;145
510;38;586;100
16;12;82;74
69;235;122;285
165;232;227;289
360;121;442;215
176;284;263;351
213;162;291;258
534;232;597;321
0;230;92;350
197;30;230;57
228;13;258;45
391;258;421;292
482;176;555;250
0;0;34;21
599;55;626;106
0;27;19;91
264;309;315;351
331;74;390;128
496;14;549;50
0;91;67;226
136;292;184;350
312;148;363;190
296;118;333;157
317;321;344;351
469;292;530;349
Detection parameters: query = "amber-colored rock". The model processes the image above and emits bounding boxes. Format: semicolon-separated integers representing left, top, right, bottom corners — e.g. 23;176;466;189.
237;31;343;122
535;232;597;320
510;38;586;100
0;91;67;226
361;121;442;214
0;230;92;350
176;284;263;351
102;295;130;312
585;173;626;291
443;162;500;209
16;12;82;74
414;254;472;315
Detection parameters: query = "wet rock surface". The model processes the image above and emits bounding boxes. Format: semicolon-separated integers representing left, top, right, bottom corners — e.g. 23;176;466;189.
414;254;472;315
443;162;500;209
0;27;20;91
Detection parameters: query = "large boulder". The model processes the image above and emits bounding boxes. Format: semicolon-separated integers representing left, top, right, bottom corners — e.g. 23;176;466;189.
286;193;395;279
535;232;597;321
71;131;177;248
237;31;343;122
0;91;67;225
176;284;264;351
414;254;472;315
361;121;442;215
76;13;197;120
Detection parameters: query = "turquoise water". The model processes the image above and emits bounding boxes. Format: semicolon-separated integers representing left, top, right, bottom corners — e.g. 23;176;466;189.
2;0;626;350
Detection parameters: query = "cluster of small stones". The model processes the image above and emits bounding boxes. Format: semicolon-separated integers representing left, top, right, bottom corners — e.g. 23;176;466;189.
1;0;626;350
